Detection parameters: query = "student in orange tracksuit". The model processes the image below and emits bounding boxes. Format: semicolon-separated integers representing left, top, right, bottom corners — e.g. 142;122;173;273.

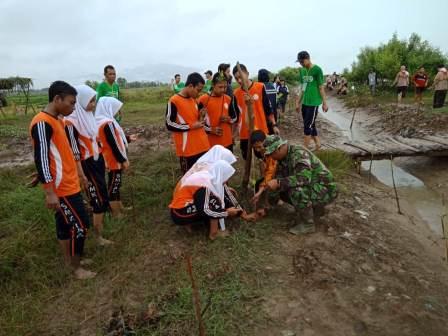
232;64;279;160
169;160;243;240
198;72;240;152
165;72;210;173
65;85;113;246
96;97;130;217
29;81;96;280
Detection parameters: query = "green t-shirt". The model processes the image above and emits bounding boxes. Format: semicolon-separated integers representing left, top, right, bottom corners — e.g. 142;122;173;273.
173;82;185;93
203;79;212;93
96;81;120;101
298;65;324;106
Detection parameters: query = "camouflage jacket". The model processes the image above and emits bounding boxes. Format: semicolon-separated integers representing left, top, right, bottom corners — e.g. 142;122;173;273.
275;145;334;192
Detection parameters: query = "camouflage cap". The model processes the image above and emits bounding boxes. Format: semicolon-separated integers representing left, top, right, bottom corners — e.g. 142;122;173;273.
263;135;288;155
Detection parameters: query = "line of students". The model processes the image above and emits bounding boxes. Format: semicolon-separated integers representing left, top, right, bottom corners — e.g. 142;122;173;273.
165;64;280;173
29;81;130;279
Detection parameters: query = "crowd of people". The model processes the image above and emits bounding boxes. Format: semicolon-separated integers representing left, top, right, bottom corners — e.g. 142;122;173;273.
370;65;448;107
29;51;340;279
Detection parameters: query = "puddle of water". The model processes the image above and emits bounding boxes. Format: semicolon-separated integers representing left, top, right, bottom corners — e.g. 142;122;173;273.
322;104;445;236
360;160;424;188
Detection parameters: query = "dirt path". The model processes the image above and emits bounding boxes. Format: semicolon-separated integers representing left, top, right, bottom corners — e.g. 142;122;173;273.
253;97;448;336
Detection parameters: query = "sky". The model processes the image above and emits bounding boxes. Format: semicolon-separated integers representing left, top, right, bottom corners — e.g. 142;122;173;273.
1;0;447;88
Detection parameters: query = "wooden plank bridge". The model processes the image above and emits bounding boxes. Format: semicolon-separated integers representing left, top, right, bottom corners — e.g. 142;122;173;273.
325;134;448;161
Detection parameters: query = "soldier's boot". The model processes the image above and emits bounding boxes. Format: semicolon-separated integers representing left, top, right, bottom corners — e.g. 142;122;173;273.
289;207;316;235
313;204;326;220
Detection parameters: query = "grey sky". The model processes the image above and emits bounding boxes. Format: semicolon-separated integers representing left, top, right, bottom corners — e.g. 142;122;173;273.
1;0;447;88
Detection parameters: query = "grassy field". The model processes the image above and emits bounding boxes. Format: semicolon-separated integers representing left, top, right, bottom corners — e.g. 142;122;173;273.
0;85;352;335
0;87;170;141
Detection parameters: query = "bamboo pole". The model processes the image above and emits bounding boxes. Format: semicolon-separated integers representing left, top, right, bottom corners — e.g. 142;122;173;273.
236;62;255;189
390;155;402;215
349;108;356;130
186;255;206;336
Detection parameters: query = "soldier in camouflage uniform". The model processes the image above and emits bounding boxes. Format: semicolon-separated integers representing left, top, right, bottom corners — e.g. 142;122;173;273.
263;135;337;235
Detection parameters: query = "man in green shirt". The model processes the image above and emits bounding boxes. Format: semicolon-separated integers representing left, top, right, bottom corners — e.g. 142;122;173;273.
171;74;185;93
203;70;212;93
295;51;329;151
96;65;120;101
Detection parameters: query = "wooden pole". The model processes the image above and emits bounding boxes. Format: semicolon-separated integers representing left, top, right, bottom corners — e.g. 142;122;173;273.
349;108;356;130
390;155;402;215
186;255;206;336
236;62;255;189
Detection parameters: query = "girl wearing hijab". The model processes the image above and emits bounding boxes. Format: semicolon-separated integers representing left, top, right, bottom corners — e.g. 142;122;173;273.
65;85;112;246
169;160;245;240
96;97;130;217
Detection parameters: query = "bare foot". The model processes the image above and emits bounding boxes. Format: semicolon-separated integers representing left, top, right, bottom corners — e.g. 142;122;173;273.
80;258;94;266
74;268;97;280
209;230;230;241
97;237;114;246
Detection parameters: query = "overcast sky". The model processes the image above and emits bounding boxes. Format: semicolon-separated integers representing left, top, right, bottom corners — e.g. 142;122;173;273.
1;0;447;88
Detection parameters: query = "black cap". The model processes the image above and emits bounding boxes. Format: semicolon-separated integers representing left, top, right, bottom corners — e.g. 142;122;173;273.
204;70;213;76
296;51;310;62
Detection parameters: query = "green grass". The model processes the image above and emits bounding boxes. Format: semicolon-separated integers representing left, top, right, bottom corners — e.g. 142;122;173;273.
0;148;286;335
315;149;353;180
0;86;352;335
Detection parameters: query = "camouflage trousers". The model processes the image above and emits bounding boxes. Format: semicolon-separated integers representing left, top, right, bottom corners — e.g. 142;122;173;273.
269;181;338;210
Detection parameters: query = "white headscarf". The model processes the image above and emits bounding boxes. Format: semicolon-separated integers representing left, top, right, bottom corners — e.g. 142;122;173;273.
95;97;128;148
196;145;237;165
181;145;237;185
181;159;235;207
65;85;99;159
181;159;235;231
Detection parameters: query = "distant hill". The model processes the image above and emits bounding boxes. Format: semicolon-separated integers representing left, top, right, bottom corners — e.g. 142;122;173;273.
28;63;203;89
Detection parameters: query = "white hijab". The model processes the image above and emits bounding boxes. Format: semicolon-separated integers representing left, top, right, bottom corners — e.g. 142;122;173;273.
181;159;235;207
196;145;237;165
65;85;99;159
95;97;128;148
181;159;235;231
181;145;237;185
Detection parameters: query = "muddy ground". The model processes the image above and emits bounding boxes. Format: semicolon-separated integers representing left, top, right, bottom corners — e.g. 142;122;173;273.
254;96;448;335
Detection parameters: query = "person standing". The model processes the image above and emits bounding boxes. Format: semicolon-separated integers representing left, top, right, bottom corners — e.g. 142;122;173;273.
368;69;377;95
392;65;410;104
431;65;448;108
295;51;328;151
29;81;96;279
203;70;213;93
277;79;289;115
258;69;278;128
412;67;429;105
218;63;234;97
171;74;185;94
165;72;210;173
198;72;240;151
232;64;278;160
96;65;120;101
